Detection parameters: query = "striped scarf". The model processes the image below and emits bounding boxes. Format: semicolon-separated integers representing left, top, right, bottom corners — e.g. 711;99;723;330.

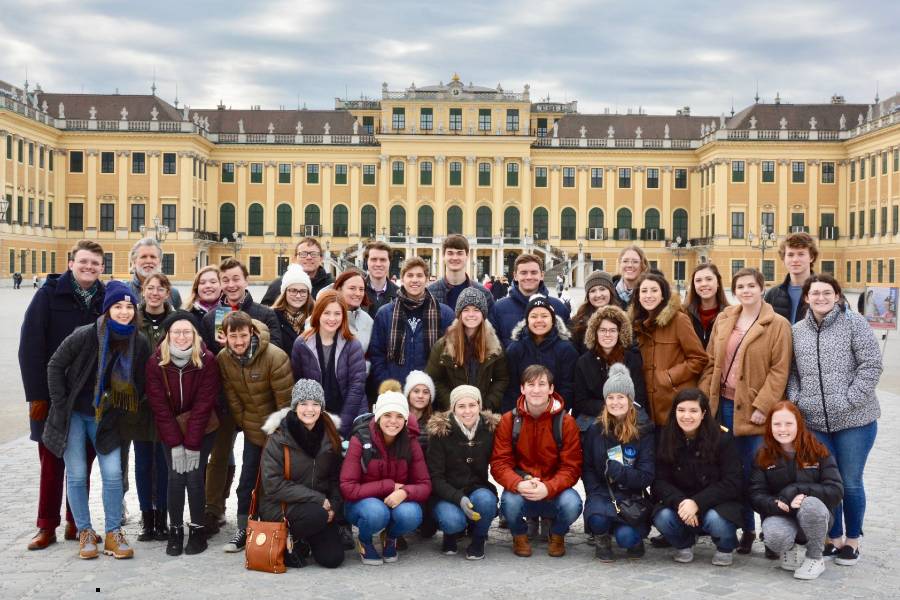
387;288;440;365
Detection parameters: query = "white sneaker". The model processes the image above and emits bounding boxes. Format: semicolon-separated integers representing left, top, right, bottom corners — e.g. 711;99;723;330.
793;557;825;580
711;550;733;566
673;547;694;563
780;544;805;571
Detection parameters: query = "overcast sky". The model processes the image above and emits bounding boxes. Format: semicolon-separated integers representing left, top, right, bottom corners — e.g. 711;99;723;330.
2;0;898;116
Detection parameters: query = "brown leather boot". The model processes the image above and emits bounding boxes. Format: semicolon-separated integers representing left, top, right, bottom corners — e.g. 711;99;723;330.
64;521;77;540
548;533;566;557
512;534;532;557
27;528;57;550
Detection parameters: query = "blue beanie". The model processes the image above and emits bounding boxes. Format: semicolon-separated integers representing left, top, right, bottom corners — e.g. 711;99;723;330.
102;280;138;314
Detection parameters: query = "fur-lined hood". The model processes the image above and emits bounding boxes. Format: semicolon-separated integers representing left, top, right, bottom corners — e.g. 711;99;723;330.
439;319;503;360
630;291;683;331
510;315;571;342
425;410;500;438
584;305;633;351
261;407;342;436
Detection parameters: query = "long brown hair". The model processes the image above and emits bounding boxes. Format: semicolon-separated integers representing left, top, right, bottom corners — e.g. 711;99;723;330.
755;401;830;468
630;272;671;327
185;265;221;309
442;317;489;367
685;263;728;312
320;411;343;454
333;269;370;308
303;290;353;341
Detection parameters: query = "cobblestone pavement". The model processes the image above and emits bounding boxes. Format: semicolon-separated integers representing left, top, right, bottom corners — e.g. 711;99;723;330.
1;286;898;599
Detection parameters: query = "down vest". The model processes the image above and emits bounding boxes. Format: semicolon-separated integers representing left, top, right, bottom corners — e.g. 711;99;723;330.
216;320;294;447
787;305;882;433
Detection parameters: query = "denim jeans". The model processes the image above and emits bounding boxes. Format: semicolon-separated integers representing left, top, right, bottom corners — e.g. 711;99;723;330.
500;488;583;536
719;398;762;532
432;488;497;538
587;513;642;549
235;438;263;528
134;440;168;513
345;497;423;540
813;421;877;539
653;507;739;552
63;412;123;533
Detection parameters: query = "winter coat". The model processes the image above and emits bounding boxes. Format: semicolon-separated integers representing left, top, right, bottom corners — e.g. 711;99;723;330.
368;298;455;387
427;277;494;312
290;334;368;439
502;317;579;413
699;303;793;436
490;393;582;499
491;280;509;301
139;305;174;349
764;275;809;324
684;302;726;349
787;305;882;433
145;345;220;451
216;320;294;448
488;282;571;349
43;320;151;457
652;432;744;527
307;289;374;357
339;418;432;503
632;294;709;426
582;418;655;529
258;408;343;522
365;276;399;318
425;410;500;505
19;270;106;441
261;266;334;307
749;453;843;518
200;291;283;355
424;321;509;412
273;308;304;353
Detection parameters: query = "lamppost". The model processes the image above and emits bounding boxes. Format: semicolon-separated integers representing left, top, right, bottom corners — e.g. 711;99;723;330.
667;236;692;294
748;221;777;275
222;233;244;258
276;242;287;275
140;215;169;242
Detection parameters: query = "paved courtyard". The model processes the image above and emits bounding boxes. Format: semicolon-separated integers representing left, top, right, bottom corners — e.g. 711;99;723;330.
1;284;898;599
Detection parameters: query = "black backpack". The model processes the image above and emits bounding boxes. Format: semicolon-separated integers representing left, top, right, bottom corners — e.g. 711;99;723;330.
349;413;380;473
511;406;565;451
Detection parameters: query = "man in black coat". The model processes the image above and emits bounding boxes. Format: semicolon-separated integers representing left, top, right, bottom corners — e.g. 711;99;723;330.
362;240;398;318
18;240;106;550
763;233;817;324
260;237;334;306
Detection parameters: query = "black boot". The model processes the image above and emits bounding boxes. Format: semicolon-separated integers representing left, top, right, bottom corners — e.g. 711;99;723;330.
154;509;169;541
137;510;155;541
166;525;184;556
184;524;208;555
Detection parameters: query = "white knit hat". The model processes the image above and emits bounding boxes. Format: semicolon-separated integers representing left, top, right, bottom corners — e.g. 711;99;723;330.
280;264;312;295
403;370;435;403
373;391;410;422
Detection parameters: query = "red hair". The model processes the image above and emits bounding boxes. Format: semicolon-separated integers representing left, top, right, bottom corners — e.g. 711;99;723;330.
755;401;830;468
303;290;353;341
333;269;370;308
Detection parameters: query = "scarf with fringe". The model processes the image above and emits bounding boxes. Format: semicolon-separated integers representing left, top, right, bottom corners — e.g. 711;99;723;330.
93;316;140;420
387;288;440;365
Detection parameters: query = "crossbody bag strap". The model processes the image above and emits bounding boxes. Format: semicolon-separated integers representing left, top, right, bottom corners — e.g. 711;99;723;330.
282;445;290;520
722;313;760;385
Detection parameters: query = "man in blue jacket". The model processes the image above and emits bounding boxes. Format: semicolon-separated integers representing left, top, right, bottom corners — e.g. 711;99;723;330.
489;253;570;349
19;240;106;550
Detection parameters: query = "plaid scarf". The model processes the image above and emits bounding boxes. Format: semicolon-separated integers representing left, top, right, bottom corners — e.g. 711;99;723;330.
281;307;306;335
387;288;440;365
71;276;100;310
93;316;139;421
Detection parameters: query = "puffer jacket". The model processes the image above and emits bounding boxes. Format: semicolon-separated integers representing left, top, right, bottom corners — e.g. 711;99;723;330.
145;345;220;450
489;283;571;349
425;320;509;412
339;417;432;503
502;316;579;413
787;304;882;433
749;453;843;517
216;320;294;447
699;303;793;436
425;410;499;505
290;334;367;439
632;294;709;426
257;408;343;522
764;275;810;324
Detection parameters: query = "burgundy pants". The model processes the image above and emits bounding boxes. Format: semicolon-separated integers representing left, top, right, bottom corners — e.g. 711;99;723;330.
36;440;95;529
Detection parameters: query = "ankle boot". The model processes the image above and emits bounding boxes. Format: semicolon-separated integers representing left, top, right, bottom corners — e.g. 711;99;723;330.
137;510;155;541
154;509;169;541
185;524;208;555
166;525;184;556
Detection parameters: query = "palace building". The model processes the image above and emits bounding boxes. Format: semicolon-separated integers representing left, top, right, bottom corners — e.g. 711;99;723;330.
1;74;898;289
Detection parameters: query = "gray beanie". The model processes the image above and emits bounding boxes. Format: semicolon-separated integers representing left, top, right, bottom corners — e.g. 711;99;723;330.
455;287;489;317
585;270;614;295
291;379;325;410
602;363;635;401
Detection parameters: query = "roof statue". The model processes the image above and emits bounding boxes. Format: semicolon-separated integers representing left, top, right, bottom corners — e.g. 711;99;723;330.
579;125;586;138
635;126;642;139
607;125;615;138
552;121;558;138
749;115;757;129
150;106;159;121
839;114;846;130
267;122;274;134
58;102;65;119
352;119;359;135
238;119;244;134
809;116;817;130
664;123;670;139
324;122;330;135
296;121;303;134
779;116;788;130
89;106;97;119
120;106;128;120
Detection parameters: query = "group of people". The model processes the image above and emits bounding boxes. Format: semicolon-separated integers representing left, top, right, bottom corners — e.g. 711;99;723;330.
19;231;880;580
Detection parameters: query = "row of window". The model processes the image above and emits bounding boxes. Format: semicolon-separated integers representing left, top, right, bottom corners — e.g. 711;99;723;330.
7;249;56;275
726;211;836;239
702;160;837;186
848;205;900;237
849;148;900;181
4;136;55;170
3;194;53;228
65;151;209;179
845;259;897;284
390;107;521;132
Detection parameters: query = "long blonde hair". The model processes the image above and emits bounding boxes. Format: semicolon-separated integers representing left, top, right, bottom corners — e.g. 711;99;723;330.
185;265;221;309
158;321;204;368
598;401;639;444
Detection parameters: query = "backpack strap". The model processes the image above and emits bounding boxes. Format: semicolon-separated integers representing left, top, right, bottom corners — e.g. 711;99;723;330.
552;410;565;451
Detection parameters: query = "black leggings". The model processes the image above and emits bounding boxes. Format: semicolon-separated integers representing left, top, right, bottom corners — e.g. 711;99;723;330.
284;502;345;569
163;432;216;527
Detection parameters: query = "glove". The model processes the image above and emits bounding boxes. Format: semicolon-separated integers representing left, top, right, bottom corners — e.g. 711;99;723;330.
459;496;481;521
30;400;50;421
171;445;187;474
184;448;200;472
604;459;625;481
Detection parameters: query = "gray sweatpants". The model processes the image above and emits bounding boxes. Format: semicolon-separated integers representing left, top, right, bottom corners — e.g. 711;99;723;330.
761;496;830;559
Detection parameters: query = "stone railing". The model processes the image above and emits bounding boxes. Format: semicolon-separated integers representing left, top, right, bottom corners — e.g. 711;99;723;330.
534;137;701;149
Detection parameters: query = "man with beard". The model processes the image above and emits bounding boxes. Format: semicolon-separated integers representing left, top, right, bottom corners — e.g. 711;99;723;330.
261;237;334;306
127;238;182;308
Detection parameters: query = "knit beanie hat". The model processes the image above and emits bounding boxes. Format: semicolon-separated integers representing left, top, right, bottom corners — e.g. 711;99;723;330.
585;270;614;295
525;294;556;321
449;385;481;412
161;309;201;336
403;370;435;402
455;287;489;317
291;379;325;410
280;264;313;295
102;280;138;314
603;363;635;401
373;390;409;422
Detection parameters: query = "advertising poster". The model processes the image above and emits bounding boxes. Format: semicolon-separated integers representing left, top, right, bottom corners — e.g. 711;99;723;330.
861;286;898;330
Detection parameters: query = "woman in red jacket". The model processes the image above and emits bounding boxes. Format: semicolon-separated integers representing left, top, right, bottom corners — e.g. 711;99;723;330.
145;310;220;557
339;390;431;566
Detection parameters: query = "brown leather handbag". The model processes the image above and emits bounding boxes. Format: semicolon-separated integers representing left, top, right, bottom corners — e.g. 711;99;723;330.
245;446;291;574
161;366;220;435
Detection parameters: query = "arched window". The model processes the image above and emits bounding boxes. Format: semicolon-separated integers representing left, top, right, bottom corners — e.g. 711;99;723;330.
616;208;632;240
645;208;660;230
361;205;376;238
533;207;548;240
561;207;576;240
276;204;292;237
503;206;520;240
447;206;463;235
390;205;406;239
417;205;434;240
248;203;264;236
304;205;320;227
673;208;689;241
219;203;235;240
476;206;492;242
588;207;604;240
332;205;348;237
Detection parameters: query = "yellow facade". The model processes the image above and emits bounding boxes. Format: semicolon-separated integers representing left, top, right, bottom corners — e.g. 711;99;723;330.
1;77;899;290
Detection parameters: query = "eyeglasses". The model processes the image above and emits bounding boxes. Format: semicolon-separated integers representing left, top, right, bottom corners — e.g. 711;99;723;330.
598;328;619;335
621;259;641;265
286;288;309;297
169;329;194;337
808;290;836;298
296;251;321;258
144;286;168;294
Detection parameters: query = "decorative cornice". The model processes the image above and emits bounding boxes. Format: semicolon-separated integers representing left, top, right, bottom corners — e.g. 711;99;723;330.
147;151;161;158
116;150;131;157
465;156;476;165
351;162;362;168
435;155;445;164
293;161;305;167
264;161;277;168
86;149;99;157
